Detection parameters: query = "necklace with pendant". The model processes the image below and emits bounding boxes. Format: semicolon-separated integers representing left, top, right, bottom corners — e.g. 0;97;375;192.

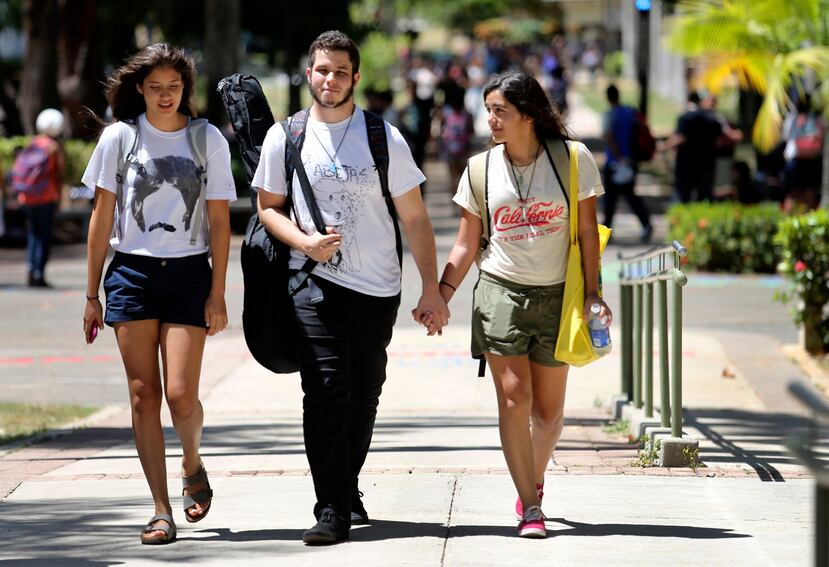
310;109;355;174
506;145;541;218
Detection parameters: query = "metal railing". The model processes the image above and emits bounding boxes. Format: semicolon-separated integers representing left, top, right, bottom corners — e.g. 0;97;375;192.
618;241;688;437
787;380;829;567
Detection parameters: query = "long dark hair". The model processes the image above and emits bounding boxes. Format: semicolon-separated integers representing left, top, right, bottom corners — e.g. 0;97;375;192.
483;72;570;141
103;43;197;121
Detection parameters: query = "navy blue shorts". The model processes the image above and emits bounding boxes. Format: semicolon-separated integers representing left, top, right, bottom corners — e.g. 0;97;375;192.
103;252;212;328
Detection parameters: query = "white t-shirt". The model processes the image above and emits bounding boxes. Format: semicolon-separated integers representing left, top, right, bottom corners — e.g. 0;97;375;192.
252;108;426;297
453;141;604;286
82;114;237;257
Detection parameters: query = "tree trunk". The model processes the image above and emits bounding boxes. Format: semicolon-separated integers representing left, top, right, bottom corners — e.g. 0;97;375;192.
204;0;240;125
57;0;107;140
19;0;60;135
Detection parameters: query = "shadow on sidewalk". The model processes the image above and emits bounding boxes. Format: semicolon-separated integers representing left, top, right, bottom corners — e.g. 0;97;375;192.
687;407;829;480
546;518;750;539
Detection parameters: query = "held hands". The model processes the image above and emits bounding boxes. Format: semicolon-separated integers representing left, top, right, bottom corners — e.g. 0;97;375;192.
82;298;104;345
204;292;228;337
584;293;613;325
304;227;341;263
411;287;450;336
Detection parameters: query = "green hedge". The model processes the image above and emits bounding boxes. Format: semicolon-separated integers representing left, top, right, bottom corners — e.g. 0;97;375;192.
667;202;784;273
775;210;829;353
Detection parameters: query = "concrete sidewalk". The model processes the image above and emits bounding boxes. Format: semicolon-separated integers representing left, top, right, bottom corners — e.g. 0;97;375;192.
0;324;814;566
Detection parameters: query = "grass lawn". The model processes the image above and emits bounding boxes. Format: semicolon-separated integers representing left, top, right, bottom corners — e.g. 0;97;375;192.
0;402;98;446
573;77;683;138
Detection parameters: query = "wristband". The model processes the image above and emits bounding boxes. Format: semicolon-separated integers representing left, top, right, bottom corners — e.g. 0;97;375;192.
86;295;99;301
439;280;457;292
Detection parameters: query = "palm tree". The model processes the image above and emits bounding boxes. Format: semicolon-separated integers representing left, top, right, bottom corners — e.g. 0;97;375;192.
665;0;829;207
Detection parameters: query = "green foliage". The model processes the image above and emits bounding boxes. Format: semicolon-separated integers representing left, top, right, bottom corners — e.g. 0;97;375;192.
603;51;626;78
774;210;829;353
601;419;630;436
358;32;402;92
0;402;97;446
0;137;96;187
667;202;784;273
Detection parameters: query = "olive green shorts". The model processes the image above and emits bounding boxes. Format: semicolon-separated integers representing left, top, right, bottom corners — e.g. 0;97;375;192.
471;271;566;367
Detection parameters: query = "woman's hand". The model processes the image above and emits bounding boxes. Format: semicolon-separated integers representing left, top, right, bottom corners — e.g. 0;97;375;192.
584;293;613;325
83;298;104;344
204;292;228;337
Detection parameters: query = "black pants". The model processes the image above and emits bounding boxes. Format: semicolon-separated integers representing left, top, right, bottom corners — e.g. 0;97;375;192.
291;274;400;521
602;164;651;229
674;167;714;203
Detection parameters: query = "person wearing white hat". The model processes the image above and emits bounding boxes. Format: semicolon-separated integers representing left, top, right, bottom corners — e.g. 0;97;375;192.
13;108;65;286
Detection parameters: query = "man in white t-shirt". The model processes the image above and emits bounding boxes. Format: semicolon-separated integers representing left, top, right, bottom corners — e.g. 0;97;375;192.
253;30;449;545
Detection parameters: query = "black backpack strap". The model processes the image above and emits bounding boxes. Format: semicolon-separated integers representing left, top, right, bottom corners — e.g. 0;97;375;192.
542;138;571;210
363;110;402;268
281;110;327;296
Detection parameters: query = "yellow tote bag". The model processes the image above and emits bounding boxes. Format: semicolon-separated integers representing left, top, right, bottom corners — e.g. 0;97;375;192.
554;142;612;367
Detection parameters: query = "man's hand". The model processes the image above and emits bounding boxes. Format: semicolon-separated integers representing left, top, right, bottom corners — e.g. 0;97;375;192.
302;227;341;263
412;287;450;336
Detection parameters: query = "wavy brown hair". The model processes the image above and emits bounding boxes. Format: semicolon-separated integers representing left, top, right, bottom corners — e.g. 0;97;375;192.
483;72;571;142
104;43;197;121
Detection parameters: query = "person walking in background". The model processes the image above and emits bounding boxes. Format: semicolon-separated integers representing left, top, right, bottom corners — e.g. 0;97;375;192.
431;71;610;539
254;30;449;545
10;108;65;287
781;96;824;211
439;84;475;212
659;91;740;203
82;43;236;545
702;94;743;200
602;85;652;241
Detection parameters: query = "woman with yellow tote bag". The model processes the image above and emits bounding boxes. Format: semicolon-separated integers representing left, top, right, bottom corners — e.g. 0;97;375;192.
426;71;612;539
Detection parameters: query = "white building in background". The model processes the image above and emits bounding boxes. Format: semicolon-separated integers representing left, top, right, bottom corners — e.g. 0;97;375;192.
550;0;686;104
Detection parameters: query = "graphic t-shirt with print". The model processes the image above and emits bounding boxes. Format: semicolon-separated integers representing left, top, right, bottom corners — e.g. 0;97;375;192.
253;108;426;297
453;141;604;286
82;114;237;257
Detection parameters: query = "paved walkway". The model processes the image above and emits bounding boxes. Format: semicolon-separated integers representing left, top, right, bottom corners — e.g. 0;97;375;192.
0;93;821;565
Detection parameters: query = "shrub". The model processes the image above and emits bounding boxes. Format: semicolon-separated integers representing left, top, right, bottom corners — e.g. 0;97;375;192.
774;210;829;354
667;202;784;273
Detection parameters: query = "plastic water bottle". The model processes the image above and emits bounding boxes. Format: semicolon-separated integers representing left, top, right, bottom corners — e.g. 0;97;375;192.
588;303;612;356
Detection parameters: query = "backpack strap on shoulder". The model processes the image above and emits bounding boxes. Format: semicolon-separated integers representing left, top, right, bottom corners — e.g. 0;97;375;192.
542;138;571;210
467;149;490;248
186;117;210;245
284;109;309;198
363;110;402;268
115;119;139;242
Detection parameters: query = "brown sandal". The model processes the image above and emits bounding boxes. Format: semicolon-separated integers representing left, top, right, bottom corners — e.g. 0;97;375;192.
182;465;213;523
141;513;176;545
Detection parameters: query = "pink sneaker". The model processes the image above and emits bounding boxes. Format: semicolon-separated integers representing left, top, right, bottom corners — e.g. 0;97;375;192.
514;483;544;519
518;505;547;538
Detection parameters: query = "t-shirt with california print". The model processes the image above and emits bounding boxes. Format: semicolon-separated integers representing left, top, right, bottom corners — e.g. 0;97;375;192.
82;114;237;257
253;108;426;297
453;141;604;286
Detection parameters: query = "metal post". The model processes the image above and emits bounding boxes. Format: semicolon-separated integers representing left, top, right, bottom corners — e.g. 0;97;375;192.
658;279;670;428
644;280;654;418
671;279;683;438
621;283;633;399
634;280;643;409
818;485;829;567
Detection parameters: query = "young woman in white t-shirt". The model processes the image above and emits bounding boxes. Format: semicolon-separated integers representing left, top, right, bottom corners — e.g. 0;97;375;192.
81;43;237;545
432;72;612;538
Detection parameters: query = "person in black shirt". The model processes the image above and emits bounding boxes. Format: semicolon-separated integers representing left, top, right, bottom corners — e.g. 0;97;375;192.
659;92;740;202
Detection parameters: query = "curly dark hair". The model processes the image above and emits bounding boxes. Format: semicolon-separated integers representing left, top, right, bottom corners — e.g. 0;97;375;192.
483;72;570;141
308;30;360;74
104;43;197;121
